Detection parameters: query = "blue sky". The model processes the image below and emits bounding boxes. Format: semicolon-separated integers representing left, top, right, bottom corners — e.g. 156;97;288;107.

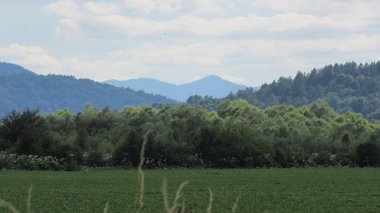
1;0;380;86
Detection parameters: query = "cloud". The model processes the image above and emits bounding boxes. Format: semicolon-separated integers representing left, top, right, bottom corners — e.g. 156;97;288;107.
44;0;82;20
113;43;226;65
8;0;380;85
123;0;182;14
44;0;380;39
0;44;60;73
55;19;85;39
44;0;85;39
89;12;377;37
220;75;252;86
83;1;121;15
253;0;380;15
122;0;229;14
2;32;380;85
0;44;146;80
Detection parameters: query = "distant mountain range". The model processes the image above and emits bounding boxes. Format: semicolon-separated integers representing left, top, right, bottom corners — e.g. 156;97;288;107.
104;75;249;101
0;62;175;115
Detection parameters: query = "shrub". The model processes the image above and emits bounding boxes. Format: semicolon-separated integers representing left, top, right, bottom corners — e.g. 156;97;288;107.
356;142;380;167
87;151;107;167
0;152;64;170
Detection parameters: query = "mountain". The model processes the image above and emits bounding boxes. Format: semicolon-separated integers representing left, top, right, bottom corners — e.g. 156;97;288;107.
0;62;33;76
104;75;248;101
0;62;175;115
228;62;380;119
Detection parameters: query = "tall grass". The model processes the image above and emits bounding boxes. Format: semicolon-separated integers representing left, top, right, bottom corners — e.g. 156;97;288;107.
0;200;19;213
103;201;109;213
231;192;241;213
26;186;32;213
207;188;213;213
0;185;33;213
137;131;150;209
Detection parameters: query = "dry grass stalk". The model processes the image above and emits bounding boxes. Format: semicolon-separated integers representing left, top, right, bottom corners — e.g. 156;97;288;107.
103;201;109;213
206;188;213;213
0;200;20;213
180;201;186;213
231;191;241;213
27;185;33;213
162;180;189;213
169;181;189;213
162;179;170;212
137;131;150;209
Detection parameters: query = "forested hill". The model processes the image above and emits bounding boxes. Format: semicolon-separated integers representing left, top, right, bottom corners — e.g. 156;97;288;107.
189;62;380;120
0;62;176;115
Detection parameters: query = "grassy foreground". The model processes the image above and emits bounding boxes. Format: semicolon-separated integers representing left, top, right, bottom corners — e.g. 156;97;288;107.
0;168;380;212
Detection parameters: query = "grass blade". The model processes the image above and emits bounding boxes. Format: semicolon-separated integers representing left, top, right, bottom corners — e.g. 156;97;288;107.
162;178;169;212
169;181;189;213
207;187;213;213
231;191;241;213
0;200;20;213
137;131;150;209
103;201;109;213
27;185;33;213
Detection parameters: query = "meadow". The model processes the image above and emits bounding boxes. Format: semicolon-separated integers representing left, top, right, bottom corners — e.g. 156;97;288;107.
0;168;380;212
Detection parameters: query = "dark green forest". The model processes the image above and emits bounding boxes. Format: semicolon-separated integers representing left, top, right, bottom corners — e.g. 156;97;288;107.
1;101;380;170
189;62;380;119
0;62;175;115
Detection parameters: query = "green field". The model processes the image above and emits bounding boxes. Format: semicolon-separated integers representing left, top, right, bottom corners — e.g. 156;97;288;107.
0;168;380;213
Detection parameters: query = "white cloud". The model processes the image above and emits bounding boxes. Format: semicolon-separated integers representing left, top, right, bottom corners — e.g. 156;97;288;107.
220;75;251;86
123;0;182;14
0;44;60;73
122;0;228;14
5;0;380;85
253;0;380;15
44;0;85;40
0;44;146;80
2;32;380;84
83;1;121;15
119;43;226;65
189;0;227;14
44;0;82;20
89;12;376;37
55;19;85;39
43;0;380;39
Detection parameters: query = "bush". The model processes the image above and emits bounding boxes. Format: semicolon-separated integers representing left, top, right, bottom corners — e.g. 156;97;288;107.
335;153;356;167
274;148;288;167
356;142;380;167
0;152;64;170
87;151;107;167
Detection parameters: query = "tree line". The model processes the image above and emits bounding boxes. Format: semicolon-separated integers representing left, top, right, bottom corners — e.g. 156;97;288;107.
188;62;380;120
1;100;380;170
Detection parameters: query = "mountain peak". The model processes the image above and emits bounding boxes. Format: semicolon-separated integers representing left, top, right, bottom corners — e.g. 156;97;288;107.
202;75;222;80
0;62;33;76
104;75;248;101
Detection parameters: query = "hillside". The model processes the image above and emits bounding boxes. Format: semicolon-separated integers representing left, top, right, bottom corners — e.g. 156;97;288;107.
0;63;175;115
104;75;247;101
228;62;380;119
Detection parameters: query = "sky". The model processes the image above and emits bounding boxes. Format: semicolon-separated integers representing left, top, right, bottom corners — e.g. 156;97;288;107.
0;0;380;86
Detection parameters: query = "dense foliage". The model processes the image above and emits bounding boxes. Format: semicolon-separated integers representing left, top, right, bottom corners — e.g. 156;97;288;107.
188;62;380;120
0;63;175;115
1;100;380;170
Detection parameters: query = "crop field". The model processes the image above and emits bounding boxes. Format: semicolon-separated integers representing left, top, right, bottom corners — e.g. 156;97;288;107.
0;168;380;212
